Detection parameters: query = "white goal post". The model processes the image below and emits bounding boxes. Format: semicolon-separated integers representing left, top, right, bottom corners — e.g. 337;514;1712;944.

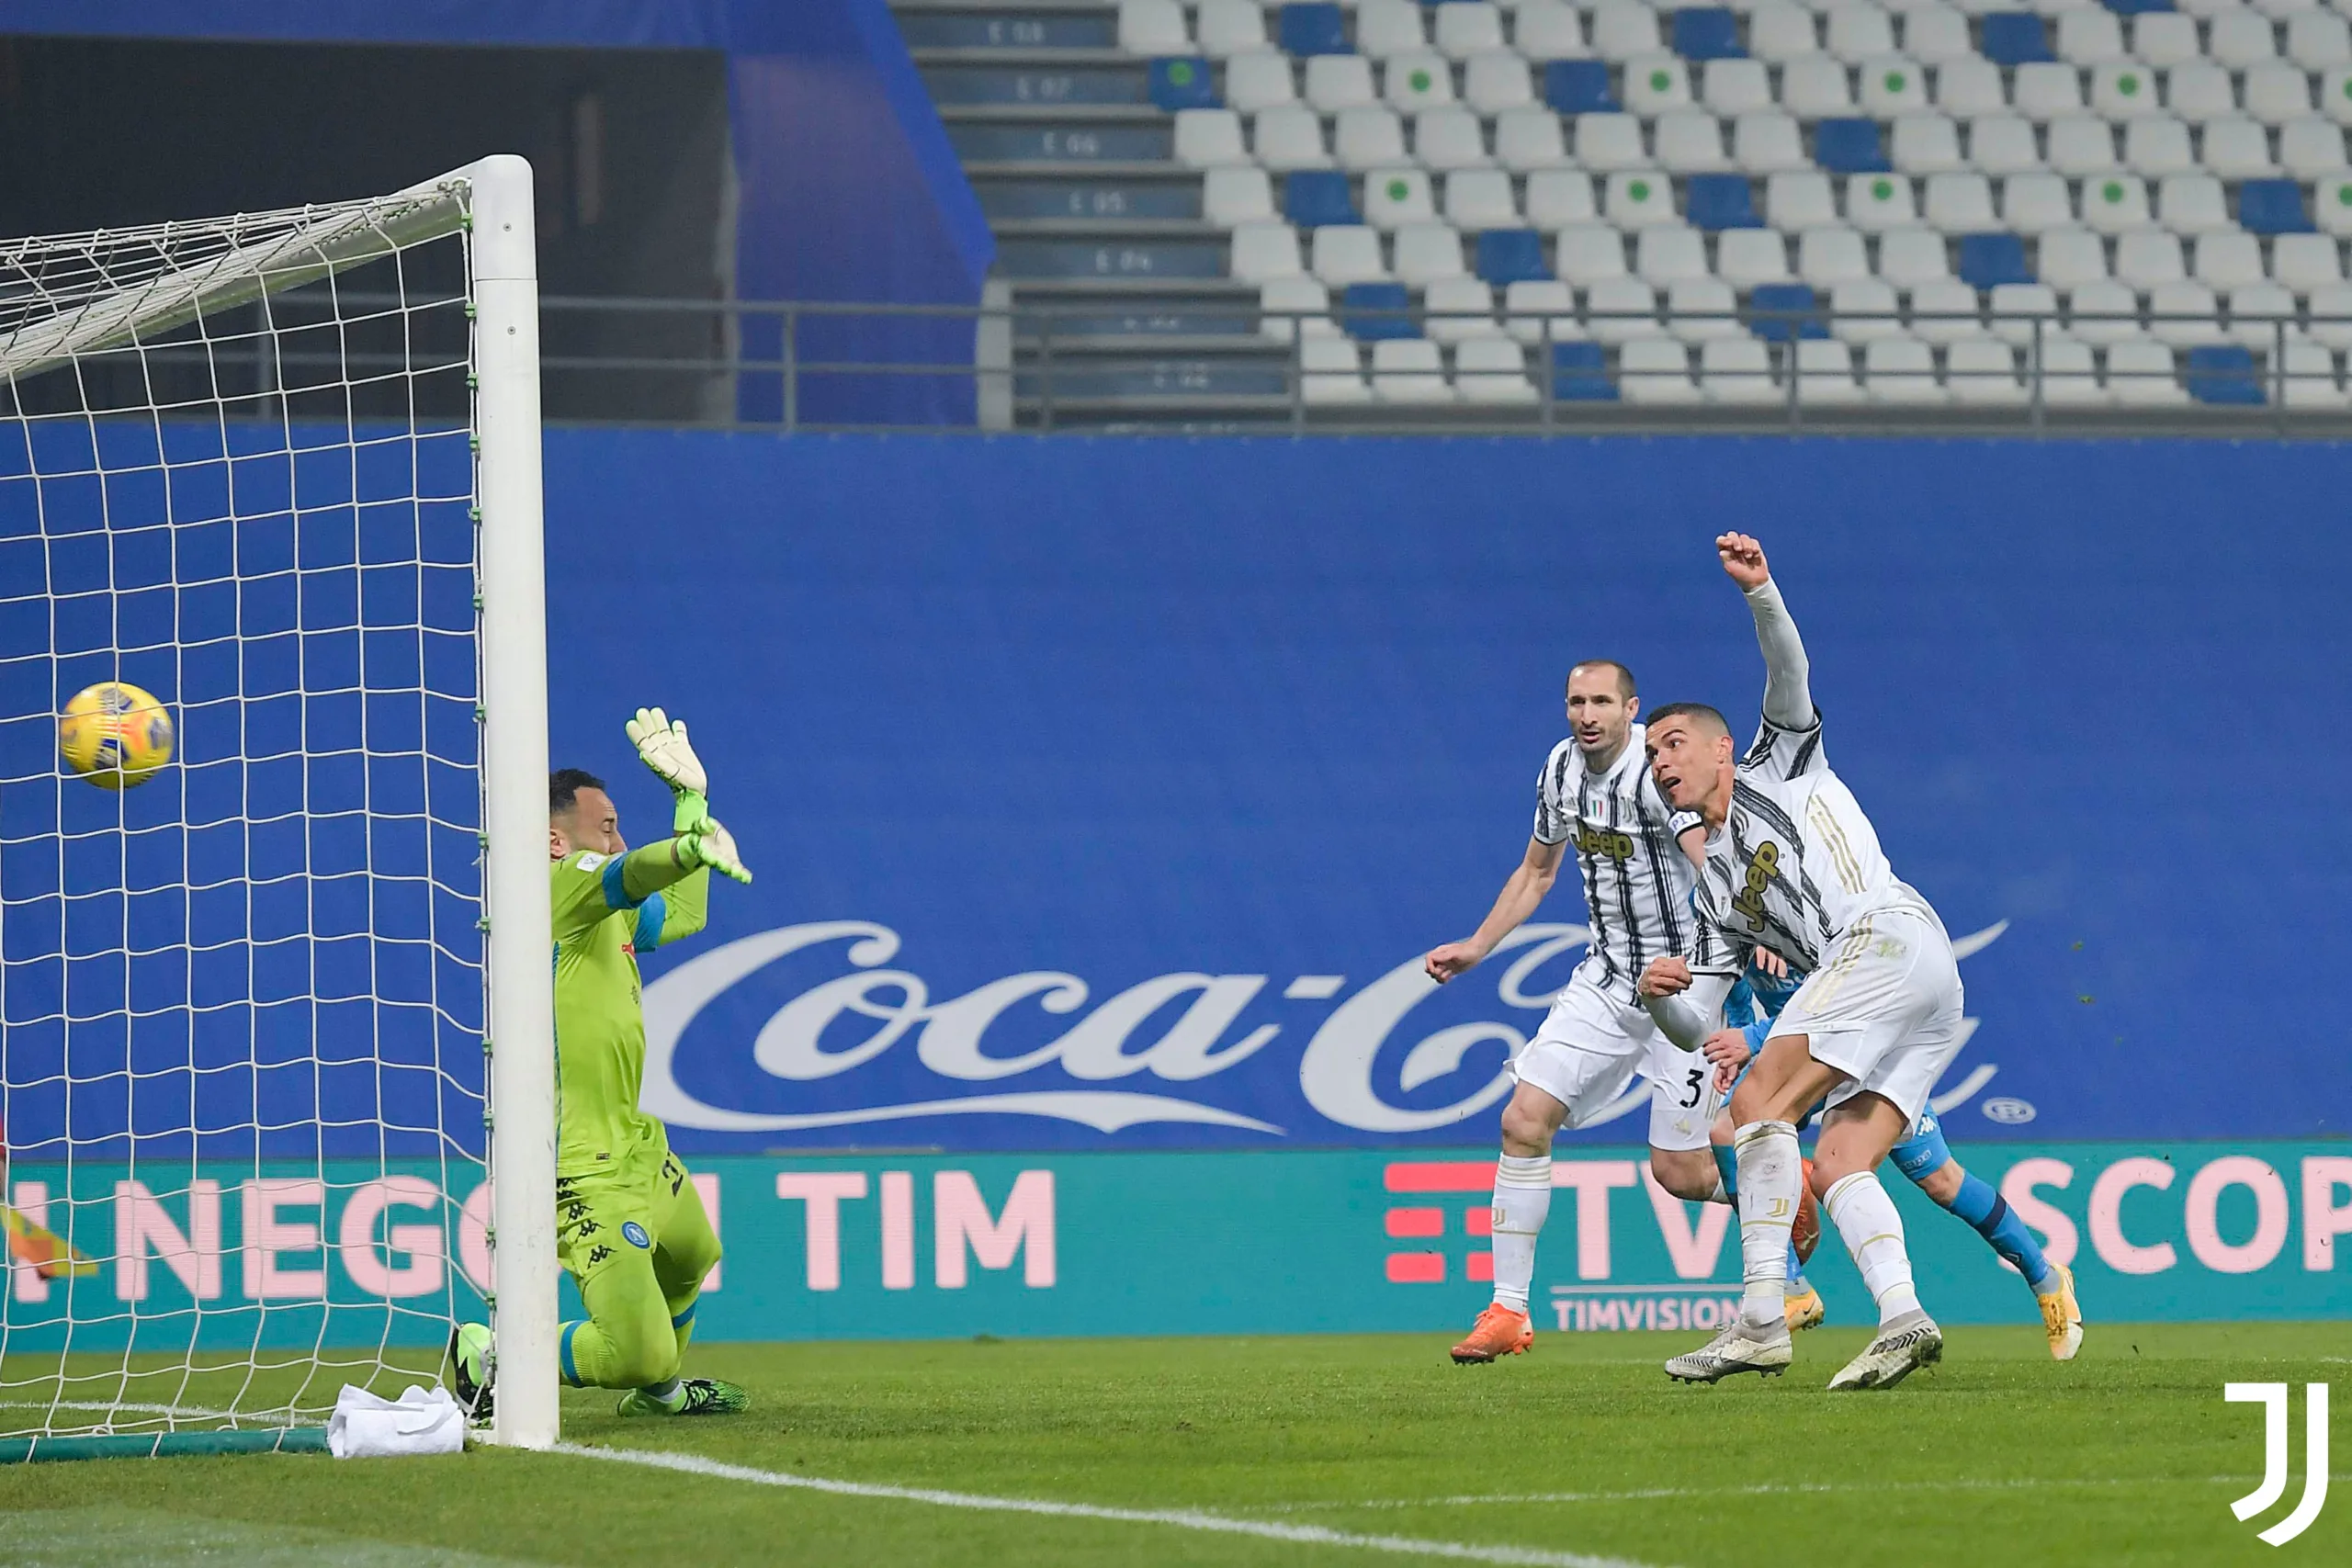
0;156;556;1455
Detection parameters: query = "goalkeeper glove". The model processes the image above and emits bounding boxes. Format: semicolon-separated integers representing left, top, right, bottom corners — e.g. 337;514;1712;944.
626;706;711;830
676;816;752;885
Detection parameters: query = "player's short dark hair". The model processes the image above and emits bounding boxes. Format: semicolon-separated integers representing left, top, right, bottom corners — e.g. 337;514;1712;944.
549;768;605;817
1645;702;1730;738
1566;660;1636;699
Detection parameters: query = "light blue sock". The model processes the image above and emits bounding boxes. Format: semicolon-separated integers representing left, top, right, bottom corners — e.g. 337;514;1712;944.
1944;1170;2056;1292
1712;1144;1738;1200
1785;1238;1809;1292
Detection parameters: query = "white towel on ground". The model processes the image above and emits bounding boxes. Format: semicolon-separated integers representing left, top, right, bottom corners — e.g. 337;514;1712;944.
328;1383;467;1459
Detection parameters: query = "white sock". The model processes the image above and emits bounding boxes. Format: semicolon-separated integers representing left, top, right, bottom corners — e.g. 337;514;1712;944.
1824;1170;1922;1324
1488;1153;1552;1313
1733;1121;1799;1331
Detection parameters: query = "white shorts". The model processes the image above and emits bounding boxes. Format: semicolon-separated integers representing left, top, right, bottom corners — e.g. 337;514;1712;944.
1766;905;1964;1122
1511;971;1724;1153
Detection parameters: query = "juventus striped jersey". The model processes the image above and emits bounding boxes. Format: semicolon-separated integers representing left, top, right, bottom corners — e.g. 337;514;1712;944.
1532;724;1720;1002
1688;713;1939;976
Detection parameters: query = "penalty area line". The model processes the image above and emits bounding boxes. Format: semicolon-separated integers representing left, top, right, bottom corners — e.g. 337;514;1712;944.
551;1442;1661;1568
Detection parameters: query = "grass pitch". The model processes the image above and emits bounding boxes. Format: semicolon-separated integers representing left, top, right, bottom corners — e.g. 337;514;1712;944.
0;1323;2344;1567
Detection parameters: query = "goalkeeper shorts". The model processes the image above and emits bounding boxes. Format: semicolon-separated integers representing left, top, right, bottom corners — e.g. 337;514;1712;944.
556;1146;697;1287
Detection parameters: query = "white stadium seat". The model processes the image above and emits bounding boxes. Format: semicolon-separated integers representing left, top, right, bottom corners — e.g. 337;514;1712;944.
2133;15;2203;70
1445;169;1521;228
2290;11;2352;69
2273;231;2346;289
1830;6;1900;64
2015;62;2087;121
2247;62;2318;125
1589;0;1665;61
1525;169;1599;225
2210;11;2280;69
1204;165;1276;225
1417;107;1495;168
2057;9;2127;65
1620;337;1706;402
1783;57;1859;116
1312;224;1392;285
1557;221;1631;283
1749;3;1824;63
1385;52;1457;111
1905;6;1977;66
2115;229;2187;288
1178;108;1252;167
1259;276;1335;342
1935;58;2009;117
1372;338;1454;402
2036;227;2111;288
1623;52;1696;114
1793;339;1867;405
2124;116;2198;175
1252;107;1332;169
1118;0;1188;55
2319;174;2352;232
1667;276;1745;339
2109;338;2189;402
1334;107;1409;169
1701;335;1782;403
1231;220;1306;282
1356;0;1429;58
1989;281;2064;344
2197;231;2271;289
1705;59;1776;117
1300;336;1373;404
1453;335;1541;403
2005;174;2078;233
1365;166;1437;228
2281;116;2351;175
2034;334;2108;403
1831;276;1905;341
2201;117;2279;177
1861;57;1934;115
1464;52;1535;113
1306;55;1378;112
1893;113;1968;173
2079;174;2154;232
1435;3;1509;61
1503;278;1580;343
1801;226;1874;286
2311;282;2352;347
2157;173;2234;233
1637;225;1713;285
1196;0;1269;58
1391;221;1466;288
1656;109;1733;171
1496;107;1571;170
2067;278;2143;342
2092;61;2166;118
1907;277;1983;343
1514;0;1588;62
1605;169;1681;226
1971;114;2046;175
1947;336;2030;401
1574;113;1650;171
1769;171;1841;229
2165;62;2238;124
1848;172;1923;230
1424;276;1502;341
2278;340;2350;406
1879;225;1956;285
1720;228;1795;286
2049;116;2122;175
1735;111;1813;171
1225;51;1297;113
1585;276;1661;342
1865;334;1946;401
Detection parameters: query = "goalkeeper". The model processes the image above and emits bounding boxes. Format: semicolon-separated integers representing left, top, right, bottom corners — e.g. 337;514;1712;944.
450;708;752;1419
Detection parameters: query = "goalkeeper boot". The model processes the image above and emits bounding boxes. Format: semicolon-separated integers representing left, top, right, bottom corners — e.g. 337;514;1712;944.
1449;1303;1533;1364
447;1322;495;1422
2037;1263;2084;1362
616;1377;750;1417
1826;1309;1942;1392
1665;1317;1792;1384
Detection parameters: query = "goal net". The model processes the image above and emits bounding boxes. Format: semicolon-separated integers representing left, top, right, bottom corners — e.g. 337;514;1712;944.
0;158;557;1458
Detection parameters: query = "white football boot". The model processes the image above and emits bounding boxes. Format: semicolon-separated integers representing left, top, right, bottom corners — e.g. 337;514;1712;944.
1826;1308;1943;1391
1664;1317;1793;1383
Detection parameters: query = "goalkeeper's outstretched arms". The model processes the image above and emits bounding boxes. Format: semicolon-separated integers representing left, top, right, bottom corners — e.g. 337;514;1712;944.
549;764;751;942
626;706;732;949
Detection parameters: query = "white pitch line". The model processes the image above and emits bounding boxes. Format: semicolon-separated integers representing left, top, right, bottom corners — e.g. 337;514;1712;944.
1253;1475;2352;1514
0;1398;261;1423
552;1442;1664;1568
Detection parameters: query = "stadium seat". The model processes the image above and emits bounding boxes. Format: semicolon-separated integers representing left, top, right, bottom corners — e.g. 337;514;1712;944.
1385;52;1457;110
1299;335;1374;403
1946;336;2030;401
2013;62;2086;120
1958;231;2035;289
2158;175;2233;234
1464;52;1535;112
1878;226;1956;285
1548;62;1623;115
1334;107;1409;168
1800;226;1873;286
2048;117;2121;175
1372;338;1455;400
1356;0;1429;58
2056;9;2127;66
1638;225;1713;285
2180;342;2264;403
1551;340;1620;399
1925;172;1999;231
1417;107;1494;168
1860;57;1933;116
1364;167;1437;228
2241;178;2320;233
1496;107;1572;169
1525;169;1599;225
1832;8;1901;66
1503;277;1579;343
2067;278;2143;342
1905;6;1976;67
2148;279;2226;345
1288;170;1363;226
2290;11;2352;70
1704;59;1774;118
1435;3;1508;61
1619;336;1706;402
2132;15;2202;71
1688;172;1767;228
2035;228;2109;288
1196;0;1270;58
1735;111;1813;171
1453;335;1541;401
1908;277;1983;342
1232;220;1306;281
1865;334;1946;401
1624;52;1697;114
1205;165;1277;225
1152;58;1219;111
1815;118;1893;173
1657;109;1734;171
1253;107;1333;169
1981;14;2056;67
1571;113;1646;170
1396;221;1468;283
1178;107;1252;166
2116;229;2187;288
2165;62;2237;123
1341;279;1417;337
1892;114;1967;174
2209;11;2278;71
1120;0;1190;55
1830;276;1905;342
2279;340;2350;406
1225;51;1298;113
1590;1;1667;62
1515;0;1589;62
1721;227;1796;285
1667;276;1745;339
1784;58;1860;117
2080;175;2153;232
2202;118;2281;178
1424;276;1502;341
1747;280;1827;339
1988;281;2063;344
1447;169;1521;228
2280;118;2349;177
1558;222;1632;284
1793;338;1867;403
1605;170;1681;226
2091;62;2165;119
1585;278;1662;342
1278;3;1351;58
1675;8;1746;62
2123;116;2196;175
1935;59;2008;118
1848;172;1921;230
1702;334;1781;402
1315;225;1394;285
2311;282;2352;347
2247;62;2318;127
1259;276;1336;343
1750;4;1822;63
1476;227;1552;282
1971;115;2046;176
2033;333;2107;404
2225;281;2299;348
1306;54;1378;111
2320;175;2352;234
2271;231;2345;288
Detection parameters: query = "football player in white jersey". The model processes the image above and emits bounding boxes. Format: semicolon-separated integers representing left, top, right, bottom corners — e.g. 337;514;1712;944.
1636;533;1964;1391
1427;659;1780;1365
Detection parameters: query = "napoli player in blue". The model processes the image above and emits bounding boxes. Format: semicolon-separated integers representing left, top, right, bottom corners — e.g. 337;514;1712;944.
1702;961;2086;1360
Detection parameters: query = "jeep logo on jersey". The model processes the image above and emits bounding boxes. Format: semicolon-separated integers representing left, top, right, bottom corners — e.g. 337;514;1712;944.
1731;840;1781;931
1571;823;1637;861
622;1221;650;1248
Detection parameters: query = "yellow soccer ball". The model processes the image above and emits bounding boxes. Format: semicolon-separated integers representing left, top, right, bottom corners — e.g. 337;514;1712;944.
59;682;174;789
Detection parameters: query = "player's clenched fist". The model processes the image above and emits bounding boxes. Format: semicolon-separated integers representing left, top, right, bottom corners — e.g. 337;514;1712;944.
1424;942;1483;983
1702;1027;1753;1092
1637;955;1691;998
1715;532;1770;590
628;706;707;797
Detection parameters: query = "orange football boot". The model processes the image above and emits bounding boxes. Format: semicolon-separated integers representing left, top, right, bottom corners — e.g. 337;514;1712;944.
1450;1303;1533;1364
1793;1158;1822;1263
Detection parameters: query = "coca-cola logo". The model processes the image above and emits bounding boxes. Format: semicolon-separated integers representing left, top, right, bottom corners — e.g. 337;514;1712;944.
641;919;2010;1138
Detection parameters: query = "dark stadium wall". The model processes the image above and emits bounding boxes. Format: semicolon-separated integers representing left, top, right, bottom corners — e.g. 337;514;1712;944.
536;431;2352;1155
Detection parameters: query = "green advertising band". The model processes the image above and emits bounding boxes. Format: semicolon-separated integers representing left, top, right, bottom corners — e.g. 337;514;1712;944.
0;1427;330;1464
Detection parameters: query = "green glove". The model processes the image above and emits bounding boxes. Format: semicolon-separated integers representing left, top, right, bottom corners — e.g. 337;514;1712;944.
625;706;710;830
676;816;752;885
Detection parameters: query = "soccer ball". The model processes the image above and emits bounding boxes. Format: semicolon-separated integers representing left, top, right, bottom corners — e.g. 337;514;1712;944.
59;682;174;789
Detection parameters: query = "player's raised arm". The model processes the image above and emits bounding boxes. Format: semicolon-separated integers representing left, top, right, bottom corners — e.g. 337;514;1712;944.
1425;833;1566;983
1717;532;1815;731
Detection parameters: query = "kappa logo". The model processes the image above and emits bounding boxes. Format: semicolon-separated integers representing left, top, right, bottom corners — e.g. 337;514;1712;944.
2229;1382;2332;1546
587;1245;612;1266
622;1221;651;1249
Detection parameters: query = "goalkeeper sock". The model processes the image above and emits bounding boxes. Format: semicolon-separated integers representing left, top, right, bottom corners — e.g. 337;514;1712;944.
1942;1169;2057;1292
637;1376;686;1411
1824;1170;1922;1324
1487;1154;1552;1313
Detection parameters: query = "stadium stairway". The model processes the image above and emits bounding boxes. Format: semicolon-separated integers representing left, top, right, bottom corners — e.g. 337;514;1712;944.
897;0;1304;427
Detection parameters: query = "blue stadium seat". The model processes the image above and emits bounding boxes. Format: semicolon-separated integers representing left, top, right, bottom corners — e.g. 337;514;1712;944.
1813;118;1891;175
1149;58;1219;112
2183;344;2265;406
1279;4;1351;57
1476;229;1553;285
2102;0;2174;15
1544;60;1620;115
2238;179;2315;235
1552;342;1618;401
1672;8;1745;62
1957;233;2034;290
1685;173;1763;231
1746;283;1827;342
1341;281;1419;340
1981;15;2055;66
1285;171;1362;227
